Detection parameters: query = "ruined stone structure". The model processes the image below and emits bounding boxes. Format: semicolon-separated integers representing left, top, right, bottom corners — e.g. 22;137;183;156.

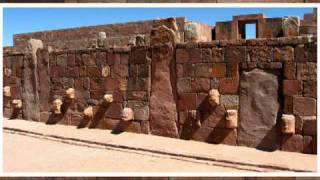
3;12;317;154
2;0;320;2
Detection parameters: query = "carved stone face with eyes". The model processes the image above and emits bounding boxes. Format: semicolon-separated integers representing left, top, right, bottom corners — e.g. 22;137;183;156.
208;89;220;107
66;88;75;99
12;99;22;109
52;99;63;114
281;114;295;134
3;86;11;97
122;108;134;121
226;110;238;129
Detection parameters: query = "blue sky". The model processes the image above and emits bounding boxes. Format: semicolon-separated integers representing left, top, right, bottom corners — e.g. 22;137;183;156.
3;8;313;46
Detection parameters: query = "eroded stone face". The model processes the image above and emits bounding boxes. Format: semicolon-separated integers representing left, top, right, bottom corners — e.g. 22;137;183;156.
226;109;238;129
97;32;107;47
208;89;220;107
238;68;280;151
122;107;134;121
4;68;12;77
3;86;11;97
65;88;75;99
282;16;300;37
12;99;22;109
52;99;63;114
84;106;94;118
136;35;146;46
103;94;114;105
282;114;295;134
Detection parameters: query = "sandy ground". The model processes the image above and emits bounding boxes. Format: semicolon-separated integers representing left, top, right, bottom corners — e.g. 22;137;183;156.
3;119;317;172
4;132;247;172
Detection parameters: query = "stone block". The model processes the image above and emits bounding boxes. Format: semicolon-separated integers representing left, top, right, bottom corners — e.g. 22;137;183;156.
56;54;68;66
133;106;149;121
107;52;121;65
201;48;212;62
211;47;224;62
283;62;296;80
302;116;317;135
303;136;313;154
183;63;196;77
226;110;238;129
281;134;303;153
178;93;197;110
176;64;184;78
247;46;273;62
127;91;148;101
201;105;225;128
176;48;189;63
225;46;246;62
65;67;79;78
81;53;96;66
189;48;202;63
191;78;210;93
220;95;239;109
295;44;317;62
295;115;303;134
303;80;316;98
274;46;294;61
67;53;76;66
195;63;213;78
87;66;101;77
283;80;302;95
212;63;226;78
226;62;239;78
177;78;191;94
219;78;239;94
297;62;316;80
79;66;87;77
293;96;316;116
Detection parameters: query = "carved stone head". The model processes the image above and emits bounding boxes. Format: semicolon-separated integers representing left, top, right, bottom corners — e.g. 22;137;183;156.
282;114;295;134
12;99;22;109
3;86;11;97
52;99;63;114
208;89;220;107
103;94;114;104
122;108;134;121
84;106;94;118
226;110;238;129
136;35;146;46
65;88;75;99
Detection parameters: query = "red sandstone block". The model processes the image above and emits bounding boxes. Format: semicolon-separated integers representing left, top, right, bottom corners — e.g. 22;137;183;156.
90;90;104;99
211;47;224;62
176;48;189;63
274;46;294;61
195;63;213;78
192;127;236;146
79;66;87;77
212;63;226;78
281;134;303;153
127;78;150;91
219;77;239;94
65;67;79;78
112;91;125;103
303;136;313;154
297;62;317;80
82;53;96;66
201;48;212;62
75;53;82;66
131;48;150;65
183;63;196;77
107;52;121;65
87;66;101;77
247;46;273;62
95;51;107;66
177;78;191;94
226;63;239;78
56;54;68;66
225;46;245;62
90;78;104;91
201;105;226;128
295;44;317;62
112;64;129;78
120;53;129;65
191;78;211;93
104;78;119;91
283;62;296;80
283;80;302;95
137;64;149;77
50;66;64;77
293;96;316;116
67;53;76;66
303;80;317;98
178;93;197;110
303;116;317;136
127;91;148;101
189;48;202;63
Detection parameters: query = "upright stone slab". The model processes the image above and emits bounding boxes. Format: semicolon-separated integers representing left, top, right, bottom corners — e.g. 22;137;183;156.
238;68;280;151
22;39;43;121
149;43;179;138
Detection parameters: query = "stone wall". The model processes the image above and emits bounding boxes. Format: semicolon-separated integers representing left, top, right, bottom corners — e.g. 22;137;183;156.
2;0;319;2
4;35;317;154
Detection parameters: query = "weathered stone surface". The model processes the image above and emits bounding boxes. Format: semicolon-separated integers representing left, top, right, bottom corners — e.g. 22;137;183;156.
297;62;316;80
220;95;239;109
184;22;200;42
302;116;317;135
149;43;179;138
274;46;294;61
282;16;300;37
281;114;295;134
238;69;280;151
293;96;316;116
281;134;303;153
303;135;313;154
303;80;316;98
283;80;302;95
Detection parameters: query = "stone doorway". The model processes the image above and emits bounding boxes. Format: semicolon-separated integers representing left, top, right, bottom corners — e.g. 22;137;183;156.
237;68;281;151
